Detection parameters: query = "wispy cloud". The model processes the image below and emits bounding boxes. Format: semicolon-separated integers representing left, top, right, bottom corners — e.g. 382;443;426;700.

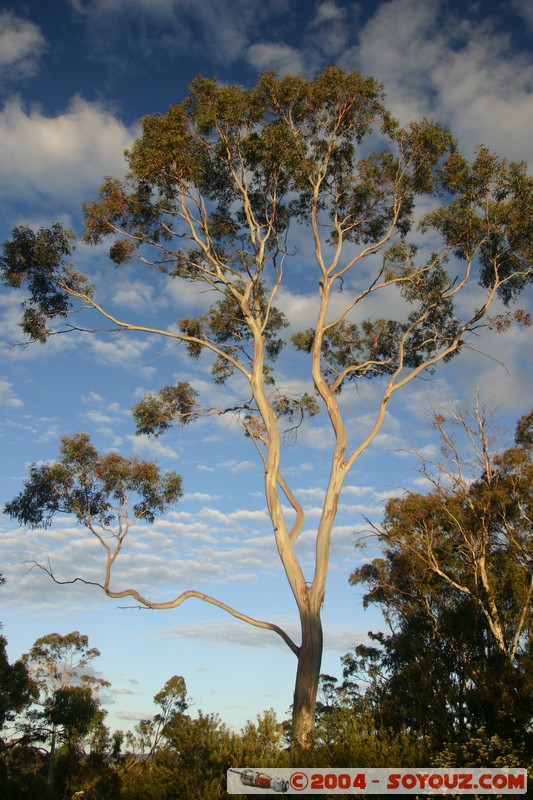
0;376;23;407
126;433;179;460
157;616;367;653
218;458;258;474
116;709;152;721
0;293;77;359
246;42;304;75
89;335;156;376
509;0;533;30
183;491;220;502
69;0;289;69
111;280;166;314
0;11;47;85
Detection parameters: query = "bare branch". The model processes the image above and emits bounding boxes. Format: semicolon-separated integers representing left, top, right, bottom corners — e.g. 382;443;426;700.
26;560;300;656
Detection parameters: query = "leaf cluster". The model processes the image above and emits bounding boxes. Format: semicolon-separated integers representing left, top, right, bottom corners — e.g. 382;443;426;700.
292;300;459;384
0;224;91;343
131;382;200;436
3;432;182;529
424;147;533;304
0;635;36;730
178;279;288;383
45;686;99;740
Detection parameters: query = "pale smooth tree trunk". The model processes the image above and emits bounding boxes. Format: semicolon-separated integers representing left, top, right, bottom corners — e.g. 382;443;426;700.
291;597;323;746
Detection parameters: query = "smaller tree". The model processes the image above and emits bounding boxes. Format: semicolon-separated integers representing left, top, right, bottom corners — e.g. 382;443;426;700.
0;639;35;737
130;675;189;760
22;630;109;785
45;685;100;796
1;575;35;737
239;709;285;763
5;433;183;604
23;631;106;698
155;711;236;800
349;404;532;749
0;635;38;799
45;685;99;742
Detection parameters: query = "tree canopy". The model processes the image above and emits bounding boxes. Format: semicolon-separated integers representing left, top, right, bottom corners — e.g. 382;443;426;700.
348;405;532;749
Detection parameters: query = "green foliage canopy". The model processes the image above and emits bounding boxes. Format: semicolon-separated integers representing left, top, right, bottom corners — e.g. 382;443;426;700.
348;407;533;749
5;433;183;530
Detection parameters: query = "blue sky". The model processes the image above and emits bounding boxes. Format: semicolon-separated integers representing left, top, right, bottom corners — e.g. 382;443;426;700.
0;0;532;734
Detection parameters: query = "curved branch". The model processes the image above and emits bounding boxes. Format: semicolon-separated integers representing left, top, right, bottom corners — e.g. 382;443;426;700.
25;560;300;657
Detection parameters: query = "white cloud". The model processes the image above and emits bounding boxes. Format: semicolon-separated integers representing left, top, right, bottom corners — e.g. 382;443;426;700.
432;41;533;163
0;96;136;206
165;278;218;313
343;485;377;498
116;709;152;721
126;433;179;460
339;0;533;165
112;280;165;313
295;486;326;501
183;491;220;502
305;0;349;63
0;508;267;608
82;391;105;405
0;11;46;83
78;393;129;445
37;423;62;443
159;616;300;650
158;616;363;653
229;508;269;523
89;335;156;375
246;42;305;75
447;325;533;416
311;1;345;26
277;280;377;333
0;292;77;359
245;1;351;77
0;376;23;407
409;475;434;492
84;409;114;425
